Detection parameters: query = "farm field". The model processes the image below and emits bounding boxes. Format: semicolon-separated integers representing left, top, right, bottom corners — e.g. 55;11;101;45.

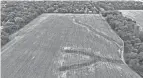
119;10;143;28
1;14;141;78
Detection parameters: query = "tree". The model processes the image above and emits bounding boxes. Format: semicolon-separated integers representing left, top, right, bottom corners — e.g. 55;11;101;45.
1;30;10;46
134;43;141;49
124;43;133;53
128;58;139;67
138;43;143;52
4;21;15;26
108;19;120;30
130;38;141;46
138;52;143;63
116;29;126;38
134;38;141;43
2;21;16;34
132;48;138;53
14;17;24;25
1;12;7;22
54;8;68;13
125;52;137;59
139;31;143;41
47;7;55;13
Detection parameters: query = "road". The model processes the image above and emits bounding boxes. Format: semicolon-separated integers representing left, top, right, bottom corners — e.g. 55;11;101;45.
1;14;141;78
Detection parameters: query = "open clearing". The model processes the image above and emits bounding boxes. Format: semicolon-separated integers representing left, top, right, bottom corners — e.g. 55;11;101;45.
1;14;141;78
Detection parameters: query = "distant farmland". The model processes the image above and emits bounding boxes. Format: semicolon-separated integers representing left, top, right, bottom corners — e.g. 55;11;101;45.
119;10;143;28
1;14;141;78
